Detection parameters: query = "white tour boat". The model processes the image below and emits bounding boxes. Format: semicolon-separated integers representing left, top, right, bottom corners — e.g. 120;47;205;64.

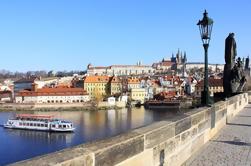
4;114;75;132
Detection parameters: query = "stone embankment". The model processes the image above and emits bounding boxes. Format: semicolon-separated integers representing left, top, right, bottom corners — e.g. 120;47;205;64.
10;93;249;166
0;103;94;111
0;101;126;111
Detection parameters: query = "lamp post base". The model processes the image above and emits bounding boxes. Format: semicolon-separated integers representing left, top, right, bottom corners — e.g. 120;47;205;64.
201;91;214;106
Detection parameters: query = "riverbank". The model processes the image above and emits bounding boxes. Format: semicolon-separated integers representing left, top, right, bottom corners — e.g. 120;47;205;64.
0;101;126;111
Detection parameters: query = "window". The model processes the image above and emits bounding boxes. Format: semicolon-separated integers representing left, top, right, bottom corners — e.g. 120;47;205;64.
52;125;55;128
63;125;66;128
45;124;48;127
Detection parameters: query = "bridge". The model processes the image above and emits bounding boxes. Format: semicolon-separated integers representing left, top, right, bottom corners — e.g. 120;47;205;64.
10;92;251;166
185;103;251;165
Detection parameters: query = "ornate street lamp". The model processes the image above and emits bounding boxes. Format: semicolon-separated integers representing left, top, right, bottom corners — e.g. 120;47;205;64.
197;10;214;106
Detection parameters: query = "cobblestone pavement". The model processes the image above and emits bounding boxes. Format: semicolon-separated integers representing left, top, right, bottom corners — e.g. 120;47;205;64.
185;104;251;166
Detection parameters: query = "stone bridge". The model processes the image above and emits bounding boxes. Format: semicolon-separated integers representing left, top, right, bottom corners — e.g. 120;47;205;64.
10;92;251;166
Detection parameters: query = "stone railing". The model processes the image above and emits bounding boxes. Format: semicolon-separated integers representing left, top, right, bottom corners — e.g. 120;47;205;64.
10;93;249;166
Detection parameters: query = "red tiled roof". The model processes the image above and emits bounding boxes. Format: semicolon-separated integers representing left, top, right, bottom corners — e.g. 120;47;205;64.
17;114;54;119
154;91;177;100
110;76;121;83
196;78;223;87
84;76;110;83
161;61;173;66
127;78;140;84
17;87;88;97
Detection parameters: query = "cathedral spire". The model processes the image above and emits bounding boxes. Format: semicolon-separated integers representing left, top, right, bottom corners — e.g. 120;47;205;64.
184;51;187;63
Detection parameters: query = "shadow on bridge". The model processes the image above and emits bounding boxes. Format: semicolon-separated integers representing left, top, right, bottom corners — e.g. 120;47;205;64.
211;140;251;146
227;122;251;127
237;115;251;118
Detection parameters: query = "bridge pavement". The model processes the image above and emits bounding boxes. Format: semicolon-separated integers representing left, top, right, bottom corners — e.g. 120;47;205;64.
184;104;251;166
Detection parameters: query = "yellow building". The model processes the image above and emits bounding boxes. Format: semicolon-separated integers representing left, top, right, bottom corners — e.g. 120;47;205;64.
84;76;110;100
127;77;140;90
130;88;146;103
110;76;122;95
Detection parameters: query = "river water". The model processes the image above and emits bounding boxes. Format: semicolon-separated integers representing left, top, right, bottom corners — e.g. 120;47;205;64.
0;107;180;165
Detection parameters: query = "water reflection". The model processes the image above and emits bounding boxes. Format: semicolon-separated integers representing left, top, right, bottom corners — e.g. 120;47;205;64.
5;129;74;145
0;107;180;165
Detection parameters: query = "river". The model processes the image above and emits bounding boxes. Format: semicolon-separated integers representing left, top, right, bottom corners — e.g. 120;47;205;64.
0;107;180;165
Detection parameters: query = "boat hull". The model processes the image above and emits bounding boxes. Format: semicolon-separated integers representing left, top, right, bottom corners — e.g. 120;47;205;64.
4;125;74;132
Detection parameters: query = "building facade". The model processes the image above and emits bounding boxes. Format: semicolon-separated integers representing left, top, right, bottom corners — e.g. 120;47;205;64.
130;88;147;103
186;63;224;72
83;76;111;99
194;78;224;98
87;63;155;76
127;77;141;90
110;76;122;95
14;77;38;95
15;87;89;103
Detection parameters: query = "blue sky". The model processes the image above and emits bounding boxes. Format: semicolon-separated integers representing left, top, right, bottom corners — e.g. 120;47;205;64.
0;0;250;72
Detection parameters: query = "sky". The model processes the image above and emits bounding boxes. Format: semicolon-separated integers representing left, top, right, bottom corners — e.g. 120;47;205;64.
0;0;251;72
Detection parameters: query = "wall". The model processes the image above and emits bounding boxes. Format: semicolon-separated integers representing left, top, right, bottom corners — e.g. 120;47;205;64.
97;101;126;109
0;102;93;110
10;93;249;166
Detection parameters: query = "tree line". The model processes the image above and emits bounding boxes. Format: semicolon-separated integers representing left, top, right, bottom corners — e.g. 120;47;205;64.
0;69;86;79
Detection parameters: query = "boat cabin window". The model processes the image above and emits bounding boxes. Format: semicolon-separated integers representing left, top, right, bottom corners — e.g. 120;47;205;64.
59;125;62;128
52;125;55;128
37;124;41;127
45;124;48;127
63;125;66;128
19;122;22;126
41;124;44;127
30;123;33;126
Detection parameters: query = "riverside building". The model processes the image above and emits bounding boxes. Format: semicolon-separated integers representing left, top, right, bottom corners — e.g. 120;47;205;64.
15;86;89;104
83;75;122;99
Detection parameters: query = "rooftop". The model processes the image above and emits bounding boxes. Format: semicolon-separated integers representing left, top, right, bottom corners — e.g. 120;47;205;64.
84;75;110;83
196;78;223;87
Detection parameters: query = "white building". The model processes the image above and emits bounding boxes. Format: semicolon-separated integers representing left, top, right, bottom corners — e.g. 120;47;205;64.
186;62;224;72
15;87;90;104
87;63;155;76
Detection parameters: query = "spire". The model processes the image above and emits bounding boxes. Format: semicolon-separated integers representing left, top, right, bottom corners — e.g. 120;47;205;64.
176;49;180;60
184;51;187;63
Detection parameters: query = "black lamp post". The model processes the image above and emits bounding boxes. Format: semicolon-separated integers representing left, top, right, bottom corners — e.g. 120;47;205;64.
197;10;214;106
